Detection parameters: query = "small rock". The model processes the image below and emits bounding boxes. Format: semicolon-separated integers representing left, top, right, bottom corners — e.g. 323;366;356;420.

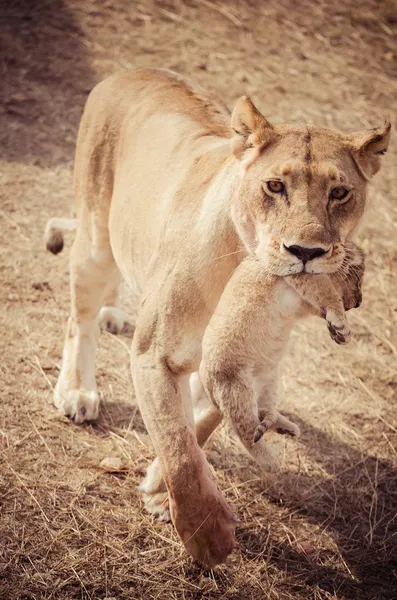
32;281;52;291
298;541;316;555
8;293;20;301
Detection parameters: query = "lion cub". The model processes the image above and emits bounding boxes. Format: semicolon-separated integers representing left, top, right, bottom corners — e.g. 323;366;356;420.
200;243;364;470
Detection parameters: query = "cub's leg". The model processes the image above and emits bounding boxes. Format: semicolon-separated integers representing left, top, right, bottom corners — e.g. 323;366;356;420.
253;373;299;443
141;370;294;497
191;372;297;461
200;364;281;472
98;278;125;335
287;273;351;345
331;242;365;312
200;259;290;472
54;216;120;423
286;243;365;345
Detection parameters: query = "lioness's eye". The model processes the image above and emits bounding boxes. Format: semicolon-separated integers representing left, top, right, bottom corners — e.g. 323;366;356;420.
330;186;350;201
267;180;285;194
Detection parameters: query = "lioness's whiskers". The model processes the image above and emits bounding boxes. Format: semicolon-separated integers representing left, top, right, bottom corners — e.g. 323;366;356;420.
212;248;249;261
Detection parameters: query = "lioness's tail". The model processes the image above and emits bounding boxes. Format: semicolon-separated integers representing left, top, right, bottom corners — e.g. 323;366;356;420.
44;217;77;254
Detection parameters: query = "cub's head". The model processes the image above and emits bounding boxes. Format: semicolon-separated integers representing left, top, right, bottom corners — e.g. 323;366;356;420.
230;96;391;276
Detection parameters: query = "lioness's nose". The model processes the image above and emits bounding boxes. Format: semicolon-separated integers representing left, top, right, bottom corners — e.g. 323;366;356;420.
283;244;328;263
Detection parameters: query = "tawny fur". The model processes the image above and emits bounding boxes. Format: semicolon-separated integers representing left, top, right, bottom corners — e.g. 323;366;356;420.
45;217;77;254
46;68;389;566
200;243;365;466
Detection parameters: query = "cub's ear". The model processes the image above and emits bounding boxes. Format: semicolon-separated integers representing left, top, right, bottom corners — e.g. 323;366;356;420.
346;121;391;178
231;96;275;159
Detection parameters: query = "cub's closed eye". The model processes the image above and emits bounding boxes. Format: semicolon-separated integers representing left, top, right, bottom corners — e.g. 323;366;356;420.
330;186;350;201
267;180;285;194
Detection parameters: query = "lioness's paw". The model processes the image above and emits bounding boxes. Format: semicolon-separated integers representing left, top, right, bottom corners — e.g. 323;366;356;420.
326;310;351;345
172;488;237;566
141;490;171;522
54;383;99;423
139;457;166;495
99;306;124;335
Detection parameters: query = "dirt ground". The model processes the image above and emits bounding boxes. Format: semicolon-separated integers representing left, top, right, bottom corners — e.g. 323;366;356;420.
1;1;397;599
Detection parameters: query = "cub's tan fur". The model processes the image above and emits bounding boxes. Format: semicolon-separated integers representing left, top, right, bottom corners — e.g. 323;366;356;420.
200;243;365;470
47;68;390;566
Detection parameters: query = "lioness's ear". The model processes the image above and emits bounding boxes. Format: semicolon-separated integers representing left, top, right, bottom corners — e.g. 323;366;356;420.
346;121;391;178
231;96;274;159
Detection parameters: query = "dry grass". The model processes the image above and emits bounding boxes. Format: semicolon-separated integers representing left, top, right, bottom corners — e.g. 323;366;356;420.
1;0;397;598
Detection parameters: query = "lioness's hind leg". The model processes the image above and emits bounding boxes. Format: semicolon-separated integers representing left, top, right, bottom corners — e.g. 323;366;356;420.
98;279;125;335
55;220;120;423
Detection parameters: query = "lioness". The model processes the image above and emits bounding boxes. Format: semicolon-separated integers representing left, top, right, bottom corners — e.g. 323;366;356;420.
200;242;365;471
47;68;390;566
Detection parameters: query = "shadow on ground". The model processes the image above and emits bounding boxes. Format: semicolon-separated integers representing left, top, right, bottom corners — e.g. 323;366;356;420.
240;414;397;600
86;392;397;599
0;0;94;166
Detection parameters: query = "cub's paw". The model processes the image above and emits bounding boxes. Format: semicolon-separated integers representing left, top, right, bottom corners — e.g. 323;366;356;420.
343;285;363;311
254;411;300;443
54;381;99;423
274;413;300;438
98;306;124;335
342;276;363;311
326;310;351;345
253;410;278;443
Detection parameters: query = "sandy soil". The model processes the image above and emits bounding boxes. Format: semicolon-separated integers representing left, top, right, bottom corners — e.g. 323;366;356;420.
1;1;396;598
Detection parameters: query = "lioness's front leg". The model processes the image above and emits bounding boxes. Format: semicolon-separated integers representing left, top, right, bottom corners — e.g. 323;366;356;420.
132;305;236;567
140;374;223;522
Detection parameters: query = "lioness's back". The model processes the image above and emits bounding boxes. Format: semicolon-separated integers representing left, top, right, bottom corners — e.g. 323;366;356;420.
74;69;235;286
83;69;231;141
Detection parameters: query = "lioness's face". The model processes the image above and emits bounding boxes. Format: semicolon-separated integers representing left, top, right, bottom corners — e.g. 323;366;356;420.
230;98;390;276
